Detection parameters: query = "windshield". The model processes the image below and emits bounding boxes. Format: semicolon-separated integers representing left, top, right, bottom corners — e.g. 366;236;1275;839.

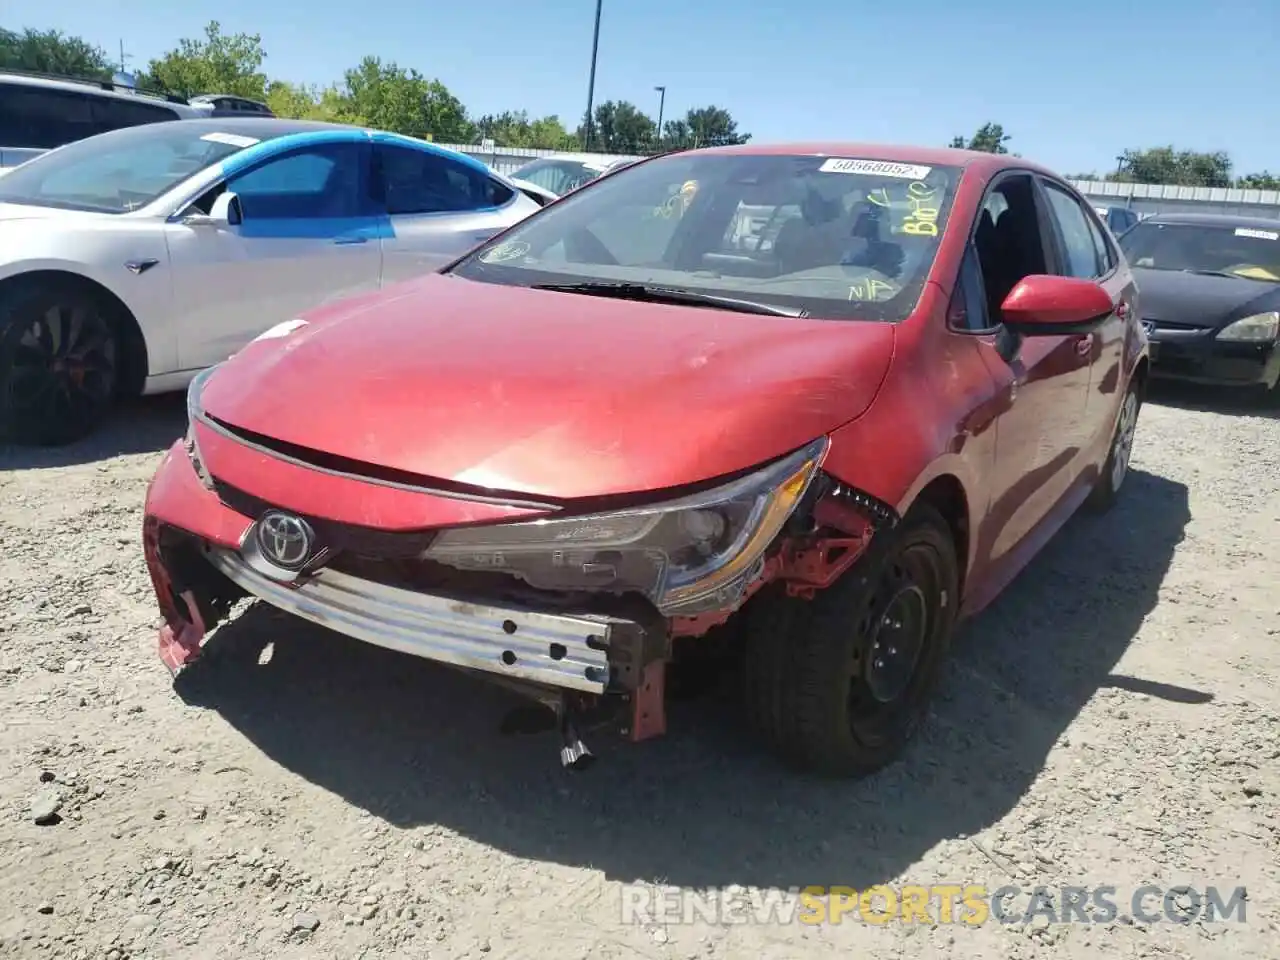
450;153;961;322
0;123;260;213
510;158;614;195
1118;221;1280;282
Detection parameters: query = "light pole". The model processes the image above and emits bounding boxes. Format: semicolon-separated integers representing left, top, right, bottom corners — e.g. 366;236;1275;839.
582;0;603;151
654;85;666;151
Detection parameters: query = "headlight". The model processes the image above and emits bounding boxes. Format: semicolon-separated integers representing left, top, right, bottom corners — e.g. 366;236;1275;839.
183;364;221;490
1216;311;1279;342
425;437;830;615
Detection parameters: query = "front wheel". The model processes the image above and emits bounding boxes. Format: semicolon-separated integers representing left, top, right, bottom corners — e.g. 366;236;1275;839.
742;503;959;778
0;285;119;446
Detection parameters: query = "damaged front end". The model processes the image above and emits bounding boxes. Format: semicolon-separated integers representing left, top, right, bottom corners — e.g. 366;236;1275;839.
144;374;901;770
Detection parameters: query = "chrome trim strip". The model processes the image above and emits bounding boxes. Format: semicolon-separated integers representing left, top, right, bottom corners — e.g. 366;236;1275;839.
204;546;611;693
193;411;562;512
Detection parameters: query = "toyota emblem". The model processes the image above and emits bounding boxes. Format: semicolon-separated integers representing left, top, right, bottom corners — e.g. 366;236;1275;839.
255;510;314;569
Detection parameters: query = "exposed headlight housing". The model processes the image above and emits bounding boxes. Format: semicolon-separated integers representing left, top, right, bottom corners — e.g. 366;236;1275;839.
183;364;221;490
425;438;830;615
1216;311;1279;342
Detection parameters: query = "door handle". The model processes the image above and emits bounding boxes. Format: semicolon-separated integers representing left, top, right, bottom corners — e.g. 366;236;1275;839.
1115;301;1129;318
1075;336;1093;357
333;235;368;245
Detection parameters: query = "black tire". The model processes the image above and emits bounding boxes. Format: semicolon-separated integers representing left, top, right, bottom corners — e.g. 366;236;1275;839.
0;283;119;446
742;502;959;778
1085;381;1141;513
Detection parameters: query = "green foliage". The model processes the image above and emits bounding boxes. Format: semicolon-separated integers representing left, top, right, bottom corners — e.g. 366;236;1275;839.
1108;146;1233;187
141;21;268;100
473;111;577;150
0;26;112;79
1236;171;1280;190
949;122;1010;154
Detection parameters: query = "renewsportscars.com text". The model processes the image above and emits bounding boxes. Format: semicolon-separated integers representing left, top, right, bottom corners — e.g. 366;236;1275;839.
620;883;1248;927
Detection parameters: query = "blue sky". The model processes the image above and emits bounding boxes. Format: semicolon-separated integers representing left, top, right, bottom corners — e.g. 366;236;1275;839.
8;0;1276;177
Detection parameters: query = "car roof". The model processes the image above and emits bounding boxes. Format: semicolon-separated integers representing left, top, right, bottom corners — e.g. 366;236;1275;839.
684;141;1054;175
1140;211;1280;230
0;70;196;111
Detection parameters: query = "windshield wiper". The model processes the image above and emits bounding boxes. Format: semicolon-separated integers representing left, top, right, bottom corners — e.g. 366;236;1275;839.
530;281;808;318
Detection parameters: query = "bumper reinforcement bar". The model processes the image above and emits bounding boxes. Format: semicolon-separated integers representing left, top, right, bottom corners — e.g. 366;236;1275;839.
203;546;615;694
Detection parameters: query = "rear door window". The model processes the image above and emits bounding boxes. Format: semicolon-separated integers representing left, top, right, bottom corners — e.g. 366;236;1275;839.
1042;181;1104;279
375;144;506;215
91;97;181;133
0;84;96;149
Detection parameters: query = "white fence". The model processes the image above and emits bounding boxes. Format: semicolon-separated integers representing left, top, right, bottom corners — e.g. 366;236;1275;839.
437;141;1280;220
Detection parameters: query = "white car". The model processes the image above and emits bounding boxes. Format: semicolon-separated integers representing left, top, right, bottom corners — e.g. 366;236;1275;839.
507;153;635;198
0;118;546;446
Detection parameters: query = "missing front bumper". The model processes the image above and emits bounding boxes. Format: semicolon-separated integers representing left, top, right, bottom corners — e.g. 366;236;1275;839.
202;545;633;695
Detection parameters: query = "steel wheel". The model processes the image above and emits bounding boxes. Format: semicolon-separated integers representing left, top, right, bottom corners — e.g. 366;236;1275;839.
1;292;118;445
846;543;944;749
1110;388;1139;492
742;502;959;778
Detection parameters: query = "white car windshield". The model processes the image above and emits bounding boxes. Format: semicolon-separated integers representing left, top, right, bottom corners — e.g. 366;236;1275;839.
451;152;961;322
0;123;258;214
510;158;615;195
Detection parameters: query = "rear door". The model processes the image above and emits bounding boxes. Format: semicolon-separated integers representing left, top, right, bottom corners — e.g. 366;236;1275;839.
166;140;384;369
371;142;532;283
1038;177;1135;457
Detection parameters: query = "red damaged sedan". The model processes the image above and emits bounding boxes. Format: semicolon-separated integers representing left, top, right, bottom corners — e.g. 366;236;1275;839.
142;143;1149;777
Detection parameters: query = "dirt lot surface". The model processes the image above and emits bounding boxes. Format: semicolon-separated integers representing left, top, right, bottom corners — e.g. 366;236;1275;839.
1;383;1278;960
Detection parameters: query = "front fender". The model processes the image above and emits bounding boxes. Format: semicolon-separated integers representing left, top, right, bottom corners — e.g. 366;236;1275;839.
0;225;177;377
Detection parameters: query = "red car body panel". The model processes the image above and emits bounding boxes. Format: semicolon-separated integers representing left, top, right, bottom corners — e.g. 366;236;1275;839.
200;273;897;503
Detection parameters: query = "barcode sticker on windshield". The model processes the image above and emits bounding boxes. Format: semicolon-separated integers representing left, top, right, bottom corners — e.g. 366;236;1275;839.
818;158;932;179
201;132;261;148
1235;227;1279;241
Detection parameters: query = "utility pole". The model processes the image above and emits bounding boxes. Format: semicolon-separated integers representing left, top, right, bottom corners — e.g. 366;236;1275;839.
582;0;603;151
118;39;130;74
654;85;665;151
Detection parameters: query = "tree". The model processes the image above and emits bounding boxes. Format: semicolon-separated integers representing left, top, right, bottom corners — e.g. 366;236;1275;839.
577;100;656;153
472;111;576;150
949;122;1011;154
336;56;472;141
264;80;360;124
1237;171;1280;190
141;21;268;100
0;26;112;79
1108;147;1232;187
661;106;751;150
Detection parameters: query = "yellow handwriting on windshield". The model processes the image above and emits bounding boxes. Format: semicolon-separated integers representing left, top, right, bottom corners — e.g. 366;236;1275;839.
901;180;940;236
848;278;896;300
866;187;891;208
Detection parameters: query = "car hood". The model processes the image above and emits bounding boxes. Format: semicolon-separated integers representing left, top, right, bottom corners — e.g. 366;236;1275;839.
1132;267;1279;329
199;274;896;502
0;202;112;223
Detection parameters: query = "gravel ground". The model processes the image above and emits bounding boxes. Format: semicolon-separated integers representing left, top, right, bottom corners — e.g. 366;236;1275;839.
1;382;1277;960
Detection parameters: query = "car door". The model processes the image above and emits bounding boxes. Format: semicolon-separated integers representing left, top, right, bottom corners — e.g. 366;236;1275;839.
372;142;527;284
961;172;1094;578
166;139;384;370
1038;178;1135;458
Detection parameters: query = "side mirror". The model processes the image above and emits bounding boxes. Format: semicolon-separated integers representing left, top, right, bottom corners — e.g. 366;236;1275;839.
1000;275;1114;336
209;191;243;226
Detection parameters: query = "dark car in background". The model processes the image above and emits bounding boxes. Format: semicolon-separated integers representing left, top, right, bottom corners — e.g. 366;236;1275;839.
1118;212;1280;400
0;69;201;172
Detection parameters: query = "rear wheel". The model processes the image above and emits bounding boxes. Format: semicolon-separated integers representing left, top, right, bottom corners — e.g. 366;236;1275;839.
0;284;119;446
742;503;959;778
1085;382;1141;513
